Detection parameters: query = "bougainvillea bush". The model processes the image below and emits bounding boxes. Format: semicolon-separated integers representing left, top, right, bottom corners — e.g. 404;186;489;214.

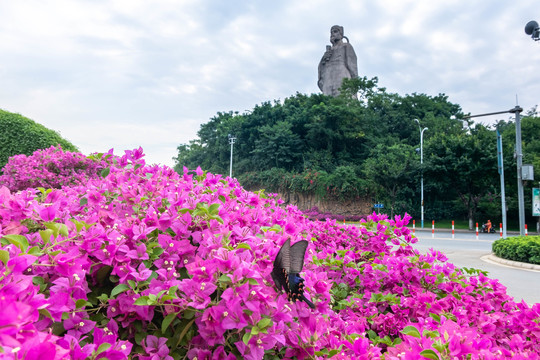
0;145;107;192
0;148;539;360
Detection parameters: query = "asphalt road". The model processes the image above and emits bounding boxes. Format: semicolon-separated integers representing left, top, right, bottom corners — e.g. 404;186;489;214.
409;229;540;305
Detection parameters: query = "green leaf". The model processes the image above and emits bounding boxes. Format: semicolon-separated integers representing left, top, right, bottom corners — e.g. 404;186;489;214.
58;224;69;237
101;167;111;178
26;246;42;256
176;318;195;347
242;332;252;345
44;222;60;237
314;349;329;356
218;274;232;283
237;243;251;250
183;308;196;319
0;250;9;266
38;308;53;320
69;219;85;232
401;326;421;338
422;330;441;339
208;203;220;215
328;346;343;357
419;349;440;360
75;299;91;309
134;296;151;306
429;313;441;323
32;276;45;285
96;293;109;302
168;285;179;295
111;284;130;297
162;313;178;333
257;318;272;329
1;234;29;252
96;343;112;355
39;229;54;244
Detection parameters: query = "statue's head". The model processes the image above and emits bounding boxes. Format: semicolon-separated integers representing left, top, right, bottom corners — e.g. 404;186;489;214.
330;25;344;44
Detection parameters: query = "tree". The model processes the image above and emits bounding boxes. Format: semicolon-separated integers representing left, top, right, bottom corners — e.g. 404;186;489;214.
362;143;419;218
251;121;303;171
424;125;498;229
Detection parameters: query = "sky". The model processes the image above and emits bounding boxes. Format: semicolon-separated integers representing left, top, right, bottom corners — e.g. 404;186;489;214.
1;0;540;167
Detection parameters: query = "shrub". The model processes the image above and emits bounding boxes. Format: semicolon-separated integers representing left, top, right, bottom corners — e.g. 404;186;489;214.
238;166;371;201
0;145;108;192
0;109;78;171
492;235;540;265
0;148;539;359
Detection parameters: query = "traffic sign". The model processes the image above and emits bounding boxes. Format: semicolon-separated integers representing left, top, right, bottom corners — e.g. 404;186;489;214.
374;203;384;209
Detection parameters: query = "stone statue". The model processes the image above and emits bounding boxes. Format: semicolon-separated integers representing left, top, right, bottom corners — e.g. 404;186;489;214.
318;25;358;96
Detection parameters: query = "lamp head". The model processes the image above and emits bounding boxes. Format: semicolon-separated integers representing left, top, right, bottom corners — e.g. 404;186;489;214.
525;20;540;40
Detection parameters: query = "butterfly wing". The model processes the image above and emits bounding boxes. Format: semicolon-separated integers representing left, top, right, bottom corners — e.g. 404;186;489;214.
272;239;315;309
289;240;308;273
288;240;315;309
271;239;290;292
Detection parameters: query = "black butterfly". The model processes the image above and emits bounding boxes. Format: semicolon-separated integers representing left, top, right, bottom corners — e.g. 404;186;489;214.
271;239;315;309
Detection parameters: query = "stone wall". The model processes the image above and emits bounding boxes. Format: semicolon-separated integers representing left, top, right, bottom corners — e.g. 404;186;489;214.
275;190;372;216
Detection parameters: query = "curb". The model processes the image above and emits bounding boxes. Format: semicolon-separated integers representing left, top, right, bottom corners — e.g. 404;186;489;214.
407;227;523;235
483;254;540;272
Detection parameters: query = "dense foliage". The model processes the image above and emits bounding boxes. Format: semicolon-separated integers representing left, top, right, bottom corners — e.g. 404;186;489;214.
1;148;539;359
173;79;540;228
492;236;540;265
0;109;78;170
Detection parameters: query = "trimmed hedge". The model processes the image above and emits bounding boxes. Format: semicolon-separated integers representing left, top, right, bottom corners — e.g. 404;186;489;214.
492;235;540;265
0;109;78;171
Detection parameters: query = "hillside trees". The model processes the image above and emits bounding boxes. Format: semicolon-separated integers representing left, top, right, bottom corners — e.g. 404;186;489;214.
176;77;540;223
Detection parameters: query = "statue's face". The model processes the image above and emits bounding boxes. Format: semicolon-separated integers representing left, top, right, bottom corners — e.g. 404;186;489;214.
330;27;343;44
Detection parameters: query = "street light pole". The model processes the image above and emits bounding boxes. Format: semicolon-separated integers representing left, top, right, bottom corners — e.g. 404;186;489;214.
464;105;525;236
510;106;526;235
228;134;236;178
415;119;428;229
